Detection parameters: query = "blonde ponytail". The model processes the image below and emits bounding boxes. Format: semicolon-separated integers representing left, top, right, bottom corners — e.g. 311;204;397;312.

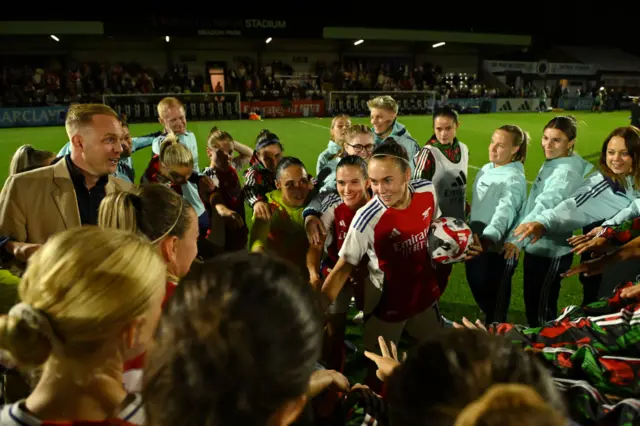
159;132;193;169
0;227;165;368
98;191;141;233
9;145;55;176
498;125;529;164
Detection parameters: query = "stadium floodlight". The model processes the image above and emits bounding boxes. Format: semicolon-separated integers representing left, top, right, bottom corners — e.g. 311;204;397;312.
266;37;272;43
354;39;364;46
165;35;170;43
50;35;59;42
432;42;446;48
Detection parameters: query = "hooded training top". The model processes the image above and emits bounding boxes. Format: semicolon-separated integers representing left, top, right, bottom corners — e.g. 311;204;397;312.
508;153;594;257
469;161;527;248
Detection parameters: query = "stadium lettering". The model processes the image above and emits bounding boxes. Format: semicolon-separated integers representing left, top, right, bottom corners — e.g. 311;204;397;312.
245;19;286;29
393;229;428;257
1;108;62;125
198;29;242;36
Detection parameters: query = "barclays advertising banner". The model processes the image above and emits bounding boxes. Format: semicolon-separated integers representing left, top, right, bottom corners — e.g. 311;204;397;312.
0;106;68;128
558;97;595;111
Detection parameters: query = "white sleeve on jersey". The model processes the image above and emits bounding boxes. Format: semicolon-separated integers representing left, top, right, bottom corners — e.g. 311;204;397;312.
320;193;341;249
338;198;384;266
410;179;441;219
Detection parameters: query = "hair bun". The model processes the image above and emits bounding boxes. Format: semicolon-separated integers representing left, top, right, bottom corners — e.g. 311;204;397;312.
0;312;52;367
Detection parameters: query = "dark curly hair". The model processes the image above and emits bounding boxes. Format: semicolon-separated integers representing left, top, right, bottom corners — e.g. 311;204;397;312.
143;252;323;426
386;329;565;426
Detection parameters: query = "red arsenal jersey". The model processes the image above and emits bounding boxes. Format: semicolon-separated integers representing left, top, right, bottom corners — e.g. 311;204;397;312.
339;180;441;322
203;165;248;250
320;192;369;289
320;192;359;263
141;154;183;195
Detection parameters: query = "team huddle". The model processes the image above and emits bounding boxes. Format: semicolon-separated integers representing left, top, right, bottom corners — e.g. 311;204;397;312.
0;93;639;425
7;95;640;367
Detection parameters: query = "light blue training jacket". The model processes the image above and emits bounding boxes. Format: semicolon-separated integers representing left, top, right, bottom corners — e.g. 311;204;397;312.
373;119;420;173
509;153;594;258
306;119;420;218
152;131;206;217
58;135;155;183
312;119;420;197
535;173;640;237
316;140;341;176
469;161;527;249
602;179;640;225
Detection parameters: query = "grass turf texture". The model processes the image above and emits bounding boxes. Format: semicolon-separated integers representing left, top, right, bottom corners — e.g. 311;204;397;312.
0;111;631;325
0;111;631;383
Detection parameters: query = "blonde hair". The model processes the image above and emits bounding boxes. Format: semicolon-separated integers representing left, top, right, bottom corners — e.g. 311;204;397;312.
454;384;566;426
497;125;529;164
65;103;119;139
330;114;351;142
207;126;234;150
157;97;184;117
367;95;399;114
159;133;193;169
0;226;165;367
9;145;55;176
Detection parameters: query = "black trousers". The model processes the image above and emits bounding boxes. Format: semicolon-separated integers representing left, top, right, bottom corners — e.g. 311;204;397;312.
466;252;517;323
579;223;603;306
579;252;602;306
523;252;574;327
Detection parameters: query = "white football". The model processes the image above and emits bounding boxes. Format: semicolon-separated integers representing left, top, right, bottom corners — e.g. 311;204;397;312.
428;217;473;264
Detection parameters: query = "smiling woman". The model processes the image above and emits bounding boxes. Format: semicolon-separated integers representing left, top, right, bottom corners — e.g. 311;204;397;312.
249;157;313;279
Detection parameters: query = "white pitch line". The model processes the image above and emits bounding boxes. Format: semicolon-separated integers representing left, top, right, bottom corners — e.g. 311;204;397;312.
298;120;533;183
299;120;331;130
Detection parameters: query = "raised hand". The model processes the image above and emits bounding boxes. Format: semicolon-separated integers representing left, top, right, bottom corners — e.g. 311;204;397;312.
364;336;405;382
513;222;546;244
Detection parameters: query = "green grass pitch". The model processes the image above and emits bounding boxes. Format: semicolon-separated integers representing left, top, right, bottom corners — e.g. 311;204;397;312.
0;111;631;326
